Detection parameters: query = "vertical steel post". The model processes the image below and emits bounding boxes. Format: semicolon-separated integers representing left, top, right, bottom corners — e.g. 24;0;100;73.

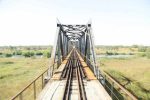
79;38;82;53
84;34;88;60
63;35;66;57
33;81;36;99
87;23;98;77
57;32;61;68
111;82;114;98
42;74;44;89
50;24;61;77
82;34;85;55
19;93;23;100
59;32;64;60
66;38;68;55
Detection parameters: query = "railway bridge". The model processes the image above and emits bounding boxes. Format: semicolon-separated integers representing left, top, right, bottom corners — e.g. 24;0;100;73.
11;21;138;100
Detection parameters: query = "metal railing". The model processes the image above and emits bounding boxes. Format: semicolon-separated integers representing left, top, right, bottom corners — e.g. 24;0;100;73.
101;71;138;100
77;50;138;100
11;60;59;100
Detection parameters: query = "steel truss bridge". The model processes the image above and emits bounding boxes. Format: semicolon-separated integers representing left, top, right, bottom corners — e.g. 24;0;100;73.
11;21;138;100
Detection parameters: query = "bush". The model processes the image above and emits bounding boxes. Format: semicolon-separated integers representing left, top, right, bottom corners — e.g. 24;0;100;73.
5;53;13;57
128;53;134;55
46;52;51;58
138;53;146;57
146;52;150;59
35;52;43;55
138;47;147;52
12;51;22;55
114;52;118;55
12;52;15;55
23;52;34;57
0;52;2;55
44;51;51;58
137;52;150;59
106;51;113;55
16;51;22;55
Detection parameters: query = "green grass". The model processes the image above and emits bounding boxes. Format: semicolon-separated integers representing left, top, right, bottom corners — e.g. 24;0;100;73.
0;57;49;100
99;57;150;100
0;45;150;99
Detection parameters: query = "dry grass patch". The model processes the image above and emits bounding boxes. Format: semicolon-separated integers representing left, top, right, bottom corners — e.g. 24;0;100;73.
99;57;150;100
0;58;49;100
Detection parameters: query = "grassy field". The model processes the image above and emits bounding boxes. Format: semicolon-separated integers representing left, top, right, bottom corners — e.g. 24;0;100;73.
0;45;150;99
0;57;49;100
95;45;139;55
99;57;150;100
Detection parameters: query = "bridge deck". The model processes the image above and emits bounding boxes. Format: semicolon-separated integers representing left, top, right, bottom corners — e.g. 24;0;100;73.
38;80;111;100
37;50;111;100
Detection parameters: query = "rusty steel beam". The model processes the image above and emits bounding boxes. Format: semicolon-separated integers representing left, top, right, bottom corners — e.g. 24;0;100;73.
49;20;99;82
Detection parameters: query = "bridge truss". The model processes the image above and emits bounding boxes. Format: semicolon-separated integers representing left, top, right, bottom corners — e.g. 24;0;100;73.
11;21;138;100
50;21;100;79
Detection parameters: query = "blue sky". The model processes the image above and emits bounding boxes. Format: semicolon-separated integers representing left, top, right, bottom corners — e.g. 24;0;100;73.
0;0;150;46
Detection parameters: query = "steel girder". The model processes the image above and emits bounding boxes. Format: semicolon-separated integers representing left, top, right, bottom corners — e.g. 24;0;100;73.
49;21;100;79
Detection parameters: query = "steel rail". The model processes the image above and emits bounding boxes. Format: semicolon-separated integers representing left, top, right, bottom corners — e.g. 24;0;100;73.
63;51;73;100
61;58;71;78
76;59;87;100
62;49;87;100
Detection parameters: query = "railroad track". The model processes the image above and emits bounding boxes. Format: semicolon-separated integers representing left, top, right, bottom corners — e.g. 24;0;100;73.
62;49;87;100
